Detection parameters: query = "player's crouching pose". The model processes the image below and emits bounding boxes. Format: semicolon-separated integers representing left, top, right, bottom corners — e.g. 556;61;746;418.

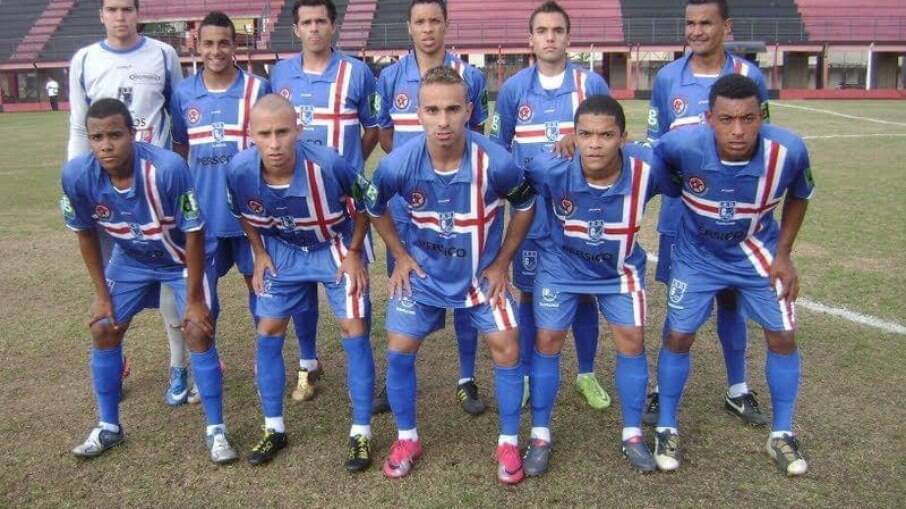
226;95;375;471
366;66;535;485
62;98;237;464
523;95;675;475
653;74;813;476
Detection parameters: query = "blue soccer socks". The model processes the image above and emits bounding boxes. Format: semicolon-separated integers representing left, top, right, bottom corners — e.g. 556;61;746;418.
292;306;319;363
256;335;286;418
766;348;801;432
518;301;537;367
342;335;375;425
494;361;524;436
453;308;478;380
656;347;690;429
717;306;748;387
573;301;599;374
191;345;224;427
530;349;561;429
615;352;648;429
91;345;123;427
386;349;417;431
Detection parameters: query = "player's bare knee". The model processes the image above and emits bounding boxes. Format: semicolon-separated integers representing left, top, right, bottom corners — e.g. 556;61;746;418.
182;321;213;352
388;333;420;354
339;318;367;338
765;330;796;354
90;320;124;348
257;318;289;337
536;329;566;355
665;331;695;353
612;326;644;356
485;332;519;364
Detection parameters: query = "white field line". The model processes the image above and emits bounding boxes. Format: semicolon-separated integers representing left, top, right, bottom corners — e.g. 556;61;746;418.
802;133;906;140
773;102;906;127
645;253;906;335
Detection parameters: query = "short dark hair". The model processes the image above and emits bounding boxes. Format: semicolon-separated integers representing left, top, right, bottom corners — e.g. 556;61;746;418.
574;94;626;133
529;1;570;34
709;74;760;108
409;0;447;21
685;0;728;20
102;0;140;9
199;11;236;40
85;98;135;131
420;65;467;98
292;0;337;25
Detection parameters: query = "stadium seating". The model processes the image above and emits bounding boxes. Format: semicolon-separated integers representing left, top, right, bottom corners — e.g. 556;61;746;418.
140;1;274;22
795;0;906;42
0;0;52;62
269;0;351;52
620;0;807;44
9;0;75;62
367;0;409;50
337;0;378;52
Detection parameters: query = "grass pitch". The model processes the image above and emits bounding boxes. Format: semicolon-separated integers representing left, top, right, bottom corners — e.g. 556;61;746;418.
0;101;904;508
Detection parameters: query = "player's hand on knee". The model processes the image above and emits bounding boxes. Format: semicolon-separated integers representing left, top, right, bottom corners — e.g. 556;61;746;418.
389;254;425;299
88;296;118;332
770;254;800;302
337;250;369;298
479;260;511;307
552;134;576;159
252;253;277;295
183;300;215;339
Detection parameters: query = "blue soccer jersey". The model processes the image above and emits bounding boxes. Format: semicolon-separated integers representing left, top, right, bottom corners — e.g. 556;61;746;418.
527;144;675;295
366;131;534;308
648;51;770;236
270;50;378;173
655;124;814;279
170;68;270;238
225;141;366;251
60;142;206;280
376;51;488;148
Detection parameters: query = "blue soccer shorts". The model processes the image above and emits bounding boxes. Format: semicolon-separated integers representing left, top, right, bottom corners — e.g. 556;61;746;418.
385;293;518;340
533;285;646;330
107;258;220;324
666;257;796;334
254;238;369;321
513;238;541;293
214;235;253;278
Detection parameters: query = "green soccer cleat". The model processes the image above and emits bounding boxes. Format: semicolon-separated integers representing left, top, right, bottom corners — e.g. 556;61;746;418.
247;428;288;466
575;373;611;410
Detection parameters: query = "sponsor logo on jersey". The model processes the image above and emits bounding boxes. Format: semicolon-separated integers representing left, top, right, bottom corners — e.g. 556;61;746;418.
394;92;410;110
129;73;161;83
672;96;687;115
669;279;687;304
408;190;426;210
544;121;560;142
248;199;266;214
688;176;707;194
95;203;112;220
517;104;533;122
521;250;537;272
186;106;201;125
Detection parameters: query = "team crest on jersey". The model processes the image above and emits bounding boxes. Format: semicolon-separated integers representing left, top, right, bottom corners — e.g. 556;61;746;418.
544;121;560;142
408;190;426;210
556;197;575;218
672;96;687;116
669;279;687;304
279;216;295;231
718;201;736;221
248;199;266;215
278;87;292;100
129;223;144;240
517;104;533;122
211;122;225;144
95;203;111;220
117;87;133;106
299;104;315;126
187;106;201;126
588;220;605;242
394;92;410;110
439;211;456;237
521;250;538;272
688;176;707;194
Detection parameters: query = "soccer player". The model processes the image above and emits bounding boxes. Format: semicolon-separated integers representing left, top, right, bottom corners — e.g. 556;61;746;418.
62;98;236;464
652;74;812;476
374;0;490;416
170;11;270;397
67;0;189;405
522;95;675;475
491;0;611;411
269;0;379;403
644;0;771;427
226;95;375;470
366;66;534;484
